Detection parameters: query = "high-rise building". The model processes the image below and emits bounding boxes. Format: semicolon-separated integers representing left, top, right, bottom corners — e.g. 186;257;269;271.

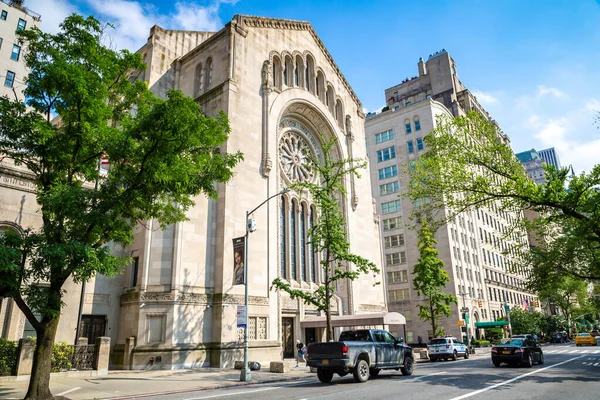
0;0;41;100
0;15;387;369
537;147;561;170
516;149;546;185
365;50;537;342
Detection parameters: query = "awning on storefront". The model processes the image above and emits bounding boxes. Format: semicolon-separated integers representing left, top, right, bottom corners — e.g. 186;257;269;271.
474;321;509;328
300;312;406;329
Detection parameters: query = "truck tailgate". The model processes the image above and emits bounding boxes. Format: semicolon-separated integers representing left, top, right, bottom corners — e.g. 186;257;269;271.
308;342;346;359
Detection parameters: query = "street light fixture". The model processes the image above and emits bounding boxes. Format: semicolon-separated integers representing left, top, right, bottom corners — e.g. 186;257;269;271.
240;187;290;382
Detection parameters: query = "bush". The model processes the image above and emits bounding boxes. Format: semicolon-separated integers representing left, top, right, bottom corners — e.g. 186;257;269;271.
51;342;74;372
471;339;490;347
0;338;18;376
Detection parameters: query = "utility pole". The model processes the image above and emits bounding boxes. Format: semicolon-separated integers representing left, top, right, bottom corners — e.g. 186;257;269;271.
458;292;470;349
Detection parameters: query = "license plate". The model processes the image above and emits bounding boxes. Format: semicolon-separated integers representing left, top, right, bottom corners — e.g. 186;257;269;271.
322;359;329;365
502;351;510;354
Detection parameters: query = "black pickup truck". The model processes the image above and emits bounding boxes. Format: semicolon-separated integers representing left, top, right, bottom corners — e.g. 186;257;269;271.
307;329;414;383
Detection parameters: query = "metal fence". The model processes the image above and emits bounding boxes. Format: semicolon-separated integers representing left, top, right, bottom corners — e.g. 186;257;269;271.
70;344;96;370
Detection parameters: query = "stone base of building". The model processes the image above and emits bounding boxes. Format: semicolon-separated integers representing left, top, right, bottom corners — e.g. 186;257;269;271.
111;340;282;370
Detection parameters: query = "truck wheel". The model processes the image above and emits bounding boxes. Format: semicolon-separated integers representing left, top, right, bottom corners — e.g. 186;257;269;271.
493;360;501;367
401;357;414;376
369;368;381;377
353;359;369;383
317;368;334;383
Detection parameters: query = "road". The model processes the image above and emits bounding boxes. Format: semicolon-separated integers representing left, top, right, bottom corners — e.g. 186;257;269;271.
136;343;600;400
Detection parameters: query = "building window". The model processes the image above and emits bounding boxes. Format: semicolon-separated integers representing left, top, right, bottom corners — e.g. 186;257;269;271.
11;44;21;61
387;270;408;283
414;119;421;131
299;204;306;282
378;165;398;180
389;288;409;301
17;18;26;31
205;58;212;88
416;138;424;151
375;129;394;144
405;123;412;134
130;256;139;287
376;146;396;162
194;63;204;96
384;234;405;248
309;208;316;282
382;200;401;214
1;11;6;20
405;101;411;107
280;201;286;279
386;252;406;266
290;201;297;280
79;315;107;345
382;216;402;231
380;181;399;196
0;37;3;49
4;70;15;88
407;141;414;154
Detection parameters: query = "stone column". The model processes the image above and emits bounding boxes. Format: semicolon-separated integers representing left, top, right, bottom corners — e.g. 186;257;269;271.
94;336;111;375
15;337;35;376
123;336;136;370
78;337;88;346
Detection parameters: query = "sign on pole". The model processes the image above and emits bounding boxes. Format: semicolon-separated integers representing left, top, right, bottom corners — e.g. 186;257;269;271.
237;305;247;328
504;304;510;313
461;307;469;313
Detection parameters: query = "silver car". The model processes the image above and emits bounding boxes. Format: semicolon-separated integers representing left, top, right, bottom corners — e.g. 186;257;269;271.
428;337;469;361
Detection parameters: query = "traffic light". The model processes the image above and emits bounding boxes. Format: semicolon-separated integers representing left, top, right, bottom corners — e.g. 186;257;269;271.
477;300;482;308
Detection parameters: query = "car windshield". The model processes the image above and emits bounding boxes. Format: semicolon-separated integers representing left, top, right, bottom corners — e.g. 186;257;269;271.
500;339;524;346
578;333;590;337
339;330;371;341
429;339;448;345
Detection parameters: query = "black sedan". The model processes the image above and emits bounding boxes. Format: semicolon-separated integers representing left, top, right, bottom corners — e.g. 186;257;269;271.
491;338;544;367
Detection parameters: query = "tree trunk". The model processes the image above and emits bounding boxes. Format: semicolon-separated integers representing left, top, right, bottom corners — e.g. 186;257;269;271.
25;315;60;400
325;249;333;342
429;300;437;338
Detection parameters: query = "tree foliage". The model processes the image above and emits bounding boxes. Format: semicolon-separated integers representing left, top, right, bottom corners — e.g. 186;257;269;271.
412;220;457;338
271;136;380;341
407;111;600;281
0;15;242;399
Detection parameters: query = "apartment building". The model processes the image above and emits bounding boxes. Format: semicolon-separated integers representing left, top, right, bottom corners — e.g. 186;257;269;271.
516;149;547;185
537;147;561;170
365;49;538;342
0;0;40;100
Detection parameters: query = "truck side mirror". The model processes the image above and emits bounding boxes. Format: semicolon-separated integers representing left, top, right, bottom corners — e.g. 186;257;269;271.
397;337;404;344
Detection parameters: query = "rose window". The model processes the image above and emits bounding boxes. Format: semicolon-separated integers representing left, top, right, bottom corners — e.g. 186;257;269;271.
279;131;315;183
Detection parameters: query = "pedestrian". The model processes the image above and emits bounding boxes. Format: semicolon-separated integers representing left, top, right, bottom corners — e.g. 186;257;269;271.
296;339;307;368
417;336;423;346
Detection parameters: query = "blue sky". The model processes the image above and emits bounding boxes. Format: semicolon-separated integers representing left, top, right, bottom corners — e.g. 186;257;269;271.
30;0;600;173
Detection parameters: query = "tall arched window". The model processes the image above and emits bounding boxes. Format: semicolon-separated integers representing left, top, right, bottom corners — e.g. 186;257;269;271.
300;204;307;281
280;200;287;279
295;55;304;88
205;58;213;89
309;207;316;282
273;56;282;90
306;55;315;93
326;86;334;114
194;63;203;96
335;100;344;129
294;64;299;86
316;71;325;102
290;201;297;280
284;56;293;86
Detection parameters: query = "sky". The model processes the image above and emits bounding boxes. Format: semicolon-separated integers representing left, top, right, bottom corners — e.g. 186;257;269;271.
26;0;600;174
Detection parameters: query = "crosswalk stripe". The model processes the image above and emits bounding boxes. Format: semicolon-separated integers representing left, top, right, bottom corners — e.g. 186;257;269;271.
594;363;599;366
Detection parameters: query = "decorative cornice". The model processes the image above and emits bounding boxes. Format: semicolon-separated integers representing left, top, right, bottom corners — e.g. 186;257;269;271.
235;14;362;110
120;291;270;306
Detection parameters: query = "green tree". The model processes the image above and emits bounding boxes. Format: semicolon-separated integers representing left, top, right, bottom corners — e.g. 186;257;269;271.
0;15;242;399
412;220;457;337
271;136;380;341
406;111;600;281
535;276;587;332
508;307;543;335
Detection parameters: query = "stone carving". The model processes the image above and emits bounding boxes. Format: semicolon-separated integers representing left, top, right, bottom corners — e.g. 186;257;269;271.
261;154;272;176
262;60;272;88
279;130;316;183
84;293;111;305
120;291;269;306
358;304;385;312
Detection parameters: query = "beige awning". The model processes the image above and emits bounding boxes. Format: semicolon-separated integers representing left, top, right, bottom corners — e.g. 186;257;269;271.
300;312;406;328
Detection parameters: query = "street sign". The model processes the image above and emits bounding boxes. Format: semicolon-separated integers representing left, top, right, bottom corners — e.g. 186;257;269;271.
465;314;470;324
237;305;247;328
461;307;469;313
504;304;510;313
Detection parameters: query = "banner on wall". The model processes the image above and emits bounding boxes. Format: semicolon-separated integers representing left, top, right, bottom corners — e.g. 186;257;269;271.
233;236;245;285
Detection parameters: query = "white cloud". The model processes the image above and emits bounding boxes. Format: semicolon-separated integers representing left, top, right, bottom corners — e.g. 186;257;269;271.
537;85;566;98
585;98;600;112
27;0;79;33
472;90;498;105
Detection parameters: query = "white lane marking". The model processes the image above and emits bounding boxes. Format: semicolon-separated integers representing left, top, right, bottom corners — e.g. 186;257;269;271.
446;356;583;400
594;363;599;366
57;387;81;396
185;387;278;400
568;350;579;353
413;371;447;380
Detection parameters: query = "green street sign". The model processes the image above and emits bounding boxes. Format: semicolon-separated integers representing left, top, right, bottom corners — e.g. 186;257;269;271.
504;304;510;313
465;314;470;324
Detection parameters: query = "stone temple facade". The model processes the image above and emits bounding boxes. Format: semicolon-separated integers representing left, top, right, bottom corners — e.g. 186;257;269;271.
0;15;387;370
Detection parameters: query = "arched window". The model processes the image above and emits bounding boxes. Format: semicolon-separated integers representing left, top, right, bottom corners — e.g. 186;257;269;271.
326;86;334;114
284;56;293;86
295;55;304;88
273;56;282;90
205;58;213;89
309;207;316;282
316;71;325;102
194;63;203;96
300;204;307;281
335;100;344;129
280;200;287;279
294;64;299;86
305;55;315;93
290;201;297;280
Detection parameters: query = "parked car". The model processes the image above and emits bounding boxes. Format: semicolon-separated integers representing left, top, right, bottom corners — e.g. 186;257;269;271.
590;330;600;338
575;333;597;346
550;331;568;343
491;337;544;367
427;336;469;361
307;329;414;383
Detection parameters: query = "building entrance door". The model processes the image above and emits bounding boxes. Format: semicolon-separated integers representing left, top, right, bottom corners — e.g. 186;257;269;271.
282;317;294;358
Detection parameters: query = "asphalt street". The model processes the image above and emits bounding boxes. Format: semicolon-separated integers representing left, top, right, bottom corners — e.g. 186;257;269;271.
134;343;600;400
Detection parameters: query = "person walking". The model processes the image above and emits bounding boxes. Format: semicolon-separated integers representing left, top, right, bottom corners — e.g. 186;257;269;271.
296;339;307;368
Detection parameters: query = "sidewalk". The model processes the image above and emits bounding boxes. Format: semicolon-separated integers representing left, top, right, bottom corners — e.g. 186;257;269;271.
0;356;461;400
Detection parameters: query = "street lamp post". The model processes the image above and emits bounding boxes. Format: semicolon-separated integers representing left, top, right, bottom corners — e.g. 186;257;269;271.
240;188;290;382
458;292;470;349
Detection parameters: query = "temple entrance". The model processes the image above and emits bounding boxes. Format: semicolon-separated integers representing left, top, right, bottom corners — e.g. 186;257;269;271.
282;317;294;358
